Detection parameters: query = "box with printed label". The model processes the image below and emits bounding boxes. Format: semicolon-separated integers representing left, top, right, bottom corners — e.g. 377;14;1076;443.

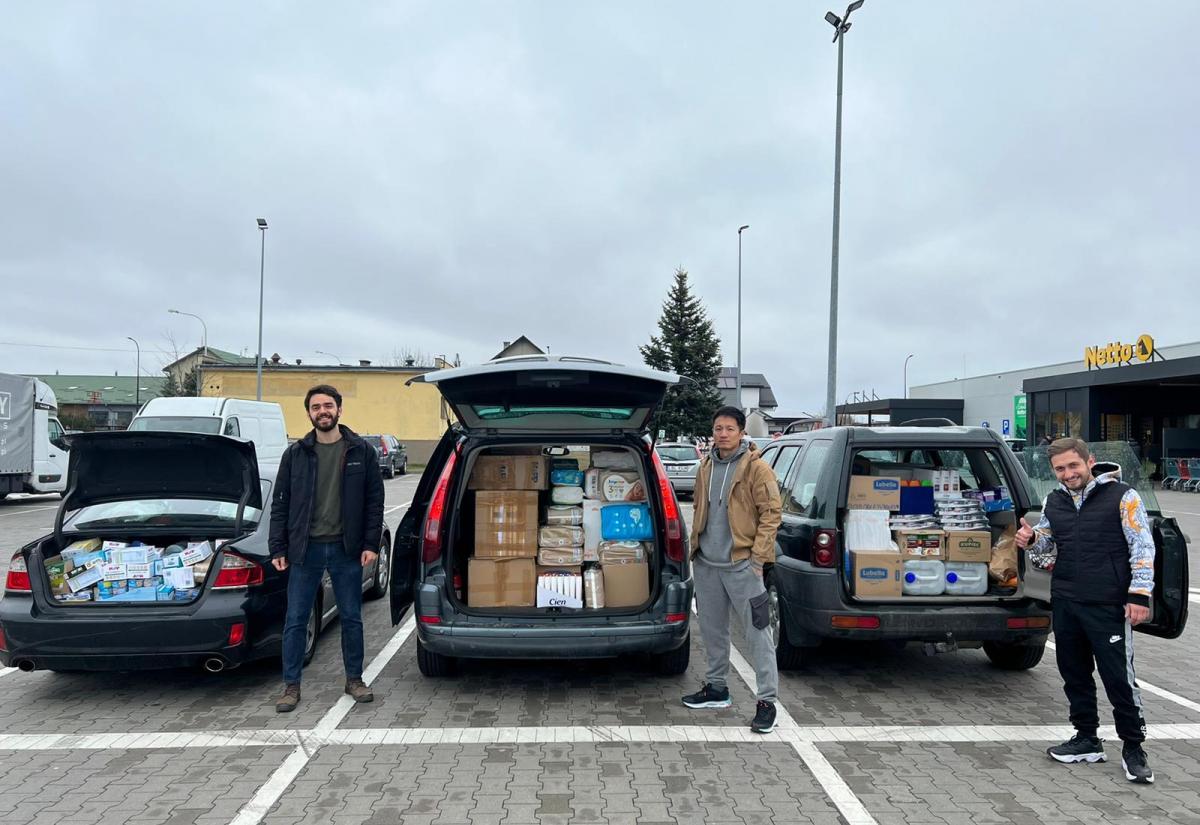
848;476;902;510
468;557;536;607
181;542;213;566
474;491;539;558
66;563;105;593
468;455;549;491
945;530;992;563
894;529;945;560
848;550;902;597
536;565;583;608
601;560;649;608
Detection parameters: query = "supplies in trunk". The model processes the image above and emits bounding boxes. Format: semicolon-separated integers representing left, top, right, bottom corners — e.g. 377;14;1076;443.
538;525;584;548
551;486;585;505
538;546;584;565
598;540;646;564
468;557;535;607
591;450;639;470
544;505;584;526
536;566;583;608
989;524;1019;584
600;503;653;541
599;471;646;503
475;491;539;558
601;560;649;607
47;538;215;605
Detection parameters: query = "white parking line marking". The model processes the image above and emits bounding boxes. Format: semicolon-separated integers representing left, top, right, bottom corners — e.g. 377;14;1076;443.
1047;640;1200;714
0;667;16;679
6;723;1200;752
228;615;416;825
0;505;57;519
383;499;412;515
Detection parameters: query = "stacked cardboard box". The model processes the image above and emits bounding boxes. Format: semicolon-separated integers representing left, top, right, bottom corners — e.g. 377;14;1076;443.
50;538;213;604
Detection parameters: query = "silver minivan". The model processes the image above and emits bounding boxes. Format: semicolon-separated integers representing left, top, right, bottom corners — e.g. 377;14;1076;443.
389;356;694;677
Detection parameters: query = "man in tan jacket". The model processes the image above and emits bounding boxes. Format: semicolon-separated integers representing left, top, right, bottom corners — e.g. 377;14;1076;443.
682;406;783;733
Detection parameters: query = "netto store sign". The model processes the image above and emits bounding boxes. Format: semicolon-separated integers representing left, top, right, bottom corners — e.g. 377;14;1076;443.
1084;334;1155;370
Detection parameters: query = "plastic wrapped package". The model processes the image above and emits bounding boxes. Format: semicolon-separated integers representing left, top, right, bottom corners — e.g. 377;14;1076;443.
538;546;584;565
538;525;584;548
584;566;605;608
544;505;584;526
583;468;603;500
845;510;894;551
590;450;639;470
601;471;646;503
550;469;585;487
598;540;645;563
600;503;653;541
551;486;585;505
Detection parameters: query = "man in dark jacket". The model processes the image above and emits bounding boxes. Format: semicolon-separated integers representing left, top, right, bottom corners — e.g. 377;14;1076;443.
269;384;385;712
1017;437;1156;783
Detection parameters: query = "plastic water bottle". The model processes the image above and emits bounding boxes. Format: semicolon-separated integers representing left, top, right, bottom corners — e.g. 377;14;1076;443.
944;562;988;595
902;559;946;596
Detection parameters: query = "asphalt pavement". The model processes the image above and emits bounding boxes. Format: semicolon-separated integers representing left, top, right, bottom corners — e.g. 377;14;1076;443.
1;483;1200;824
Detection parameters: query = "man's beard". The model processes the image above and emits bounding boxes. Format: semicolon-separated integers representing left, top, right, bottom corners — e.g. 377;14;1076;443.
313;413;339;432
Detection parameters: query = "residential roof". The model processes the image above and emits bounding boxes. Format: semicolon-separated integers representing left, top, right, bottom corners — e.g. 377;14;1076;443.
492;336;544;360
34;374;168;406
164;346;257;372
718;367;779;408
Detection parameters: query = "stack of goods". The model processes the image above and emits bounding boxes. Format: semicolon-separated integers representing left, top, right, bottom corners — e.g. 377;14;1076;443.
895;528;946;596
49;538;213;604
963;486;1014;513
467;454;547;608
589;450;651;608
935;498;988;532
537;462;586;606
845;476;903;597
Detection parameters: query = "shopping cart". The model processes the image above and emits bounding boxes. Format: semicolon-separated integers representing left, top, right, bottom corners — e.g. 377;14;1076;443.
1184;458;1200;492
1164;458;1190;491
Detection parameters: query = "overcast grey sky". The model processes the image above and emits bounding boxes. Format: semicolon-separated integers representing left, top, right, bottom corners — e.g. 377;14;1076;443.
3;2;1197;415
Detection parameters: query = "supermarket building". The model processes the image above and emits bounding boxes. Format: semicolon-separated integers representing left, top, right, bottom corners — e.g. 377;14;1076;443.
909;335;1200;466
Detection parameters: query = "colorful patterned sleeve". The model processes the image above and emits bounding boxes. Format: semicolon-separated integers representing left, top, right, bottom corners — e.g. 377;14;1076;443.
1025;496;1057;571
1121;489;1156;606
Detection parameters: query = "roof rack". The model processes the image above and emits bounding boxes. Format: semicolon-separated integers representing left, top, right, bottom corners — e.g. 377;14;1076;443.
898;417;958;427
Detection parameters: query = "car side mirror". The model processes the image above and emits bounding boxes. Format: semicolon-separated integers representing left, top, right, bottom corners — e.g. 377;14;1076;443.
51;437;68;451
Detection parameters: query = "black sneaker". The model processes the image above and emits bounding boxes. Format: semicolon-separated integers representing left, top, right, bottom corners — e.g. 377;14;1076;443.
681;683;731;709
750;701;777;734
1047;733;1106;763
1122;743;1155;784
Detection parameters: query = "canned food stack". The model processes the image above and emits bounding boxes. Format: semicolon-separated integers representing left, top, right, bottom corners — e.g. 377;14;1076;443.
936;498;989;532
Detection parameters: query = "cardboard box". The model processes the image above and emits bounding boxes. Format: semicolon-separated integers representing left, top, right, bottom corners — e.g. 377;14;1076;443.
848;550;902;597
468;455;549;491
536;565;583;608
468;557;536;607
894;529;945;560
945;530;992;563
602;560;649;608
848;476;901;510
474;491;539;558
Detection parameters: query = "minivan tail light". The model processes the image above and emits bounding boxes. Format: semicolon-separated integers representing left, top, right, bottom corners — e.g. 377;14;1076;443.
812;529;838;568
422;448;460;564
5;553;31;593
650;450;685;563
380;439;389;456
212;552;264;589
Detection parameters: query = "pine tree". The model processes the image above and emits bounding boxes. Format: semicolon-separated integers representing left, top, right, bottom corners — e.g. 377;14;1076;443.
640;268;724;440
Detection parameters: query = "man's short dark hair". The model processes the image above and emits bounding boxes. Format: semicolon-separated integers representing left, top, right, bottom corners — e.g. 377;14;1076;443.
712;406;746;430
1048;437;1090;462
305;384;342;410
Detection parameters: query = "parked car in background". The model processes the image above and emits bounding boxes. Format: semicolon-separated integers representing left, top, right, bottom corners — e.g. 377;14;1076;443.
360;434;407;478
129;397;289;466
0;431;392;674
655;442;702;498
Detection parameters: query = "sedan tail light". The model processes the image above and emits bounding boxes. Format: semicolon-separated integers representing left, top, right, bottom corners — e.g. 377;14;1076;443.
650;449;686;563
422;447;461;564
811;529;838;568
212;551;265;589
5;553;31;593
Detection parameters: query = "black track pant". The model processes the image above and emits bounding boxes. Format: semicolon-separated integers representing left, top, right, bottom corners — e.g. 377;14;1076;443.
1053;599;1147;744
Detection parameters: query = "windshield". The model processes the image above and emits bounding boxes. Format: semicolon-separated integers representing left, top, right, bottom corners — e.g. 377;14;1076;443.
128;416;222;434
68;480;271;530
1015;441;1160;512
657;446;699;462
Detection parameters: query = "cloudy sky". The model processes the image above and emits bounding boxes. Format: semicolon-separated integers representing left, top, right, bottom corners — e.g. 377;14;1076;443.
3;2;1197;415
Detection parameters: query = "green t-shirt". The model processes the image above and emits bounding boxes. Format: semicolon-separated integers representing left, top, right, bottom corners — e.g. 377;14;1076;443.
309;439;345;540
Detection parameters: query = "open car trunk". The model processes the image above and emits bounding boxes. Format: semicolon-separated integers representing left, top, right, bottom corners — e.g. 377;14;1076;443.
840;444;1030;604
447;439;661;616
33;531;231;606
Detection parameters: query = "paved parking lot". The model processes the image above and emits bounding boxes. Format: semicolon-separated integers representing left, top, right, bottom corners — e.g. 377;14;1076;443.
3;482;1200;824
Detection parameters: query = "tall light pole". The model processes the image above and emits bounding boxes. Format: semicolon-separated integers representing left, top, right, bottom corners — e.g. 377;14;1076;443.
903;353;914;399
316;350;343;365
126;336;141;408
255;218;268;401
168;309;208;397
736;224;750;411
823;0;865;426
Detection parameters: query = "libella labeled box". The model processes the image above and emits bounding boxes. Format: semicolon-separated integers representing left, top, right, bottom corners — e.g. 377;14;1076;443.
468;455;549;491
474;491;539;558
848;551;902;597
847;476;902;510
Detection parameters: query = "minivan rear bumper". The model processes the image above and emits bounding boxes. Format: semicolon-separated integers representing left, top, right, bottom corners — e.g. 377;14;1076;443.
773;557;1051;646
417;619;690;659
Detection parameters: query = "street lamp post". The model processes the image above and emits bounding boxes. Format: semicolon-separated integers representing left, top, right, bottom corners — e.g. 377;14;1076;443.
736;224;750;411
903;353;914;399
255;218;268;401
822;0;865;426
316;350;343;365
168;309;208;397
126;336;141;408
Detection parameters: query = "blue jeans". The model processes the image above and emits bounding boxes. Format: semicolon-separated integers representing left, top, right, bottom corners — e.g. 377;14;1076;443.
281;541;365;685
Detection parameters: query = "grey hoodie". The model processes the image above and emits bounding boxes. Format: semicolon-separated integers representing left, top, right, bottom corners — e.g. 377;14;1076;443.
696;441;749;569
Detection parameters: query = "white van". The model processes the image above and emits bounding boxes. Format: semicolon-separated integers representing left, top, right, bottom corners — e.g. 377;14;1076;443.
129;397;289;465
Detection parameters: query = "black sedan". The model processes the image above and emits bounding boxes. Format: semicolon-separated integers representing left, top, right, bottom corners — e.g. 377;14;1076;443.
0;431;391;674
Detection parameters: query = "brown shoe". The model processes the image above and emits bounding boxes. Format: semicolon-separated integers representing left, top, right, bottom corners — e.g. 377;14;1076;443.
345;678;374;703
275;683;301;713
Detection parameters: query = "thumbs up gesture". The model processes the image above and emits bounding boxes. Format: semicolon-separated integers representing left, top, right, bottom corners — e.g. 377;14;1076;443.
1015;516;1035;549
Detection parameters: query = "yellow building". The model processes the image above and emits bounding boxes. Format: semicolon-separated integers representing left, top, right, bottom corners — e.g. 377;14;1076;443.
199;362;448;463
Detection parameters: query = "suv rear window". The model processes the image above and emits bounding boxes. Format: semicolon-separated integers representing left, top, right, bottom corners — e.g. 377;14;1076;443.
784;441;832;515
850;447;1011;494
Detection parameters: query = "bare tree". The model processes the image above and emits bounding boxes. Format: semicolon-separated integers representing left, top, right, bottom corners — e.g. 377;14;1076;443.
386;346;434;367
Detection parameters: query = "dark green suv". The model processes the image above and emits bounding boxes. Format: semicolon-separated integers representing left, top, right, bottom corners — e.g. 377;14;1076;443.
757;426;1189;670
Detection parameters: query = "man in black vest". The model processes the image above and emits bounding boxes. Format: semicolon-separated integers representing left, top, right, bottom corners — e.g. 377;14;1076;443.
1017;438;1156;784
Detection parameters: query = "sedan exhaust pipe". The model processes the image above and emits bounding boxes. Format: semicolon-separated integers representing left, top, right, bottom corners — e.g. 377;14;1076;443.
202;658;226;673
15;660;36;673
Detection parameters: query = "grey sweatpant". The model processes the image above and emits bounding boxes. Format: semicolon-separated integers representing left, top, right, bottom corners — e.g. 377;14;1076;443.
693;561;779;702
